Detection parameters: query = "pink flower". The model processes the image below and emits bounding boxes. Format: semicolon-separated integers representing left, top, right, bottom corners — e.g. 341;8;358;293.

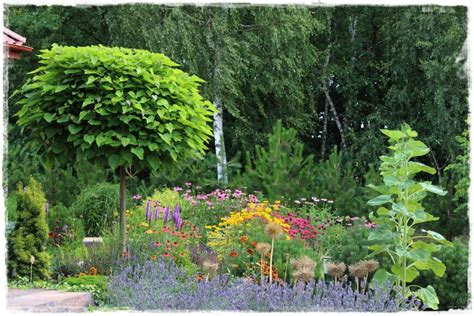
185;182;192;187
207;200;213;207
174;186;183;192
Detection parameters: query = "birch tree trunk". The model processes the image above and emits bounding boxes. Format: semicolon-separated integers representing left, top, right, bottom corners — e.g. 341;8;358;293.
322;44;347;150
213;97;228;185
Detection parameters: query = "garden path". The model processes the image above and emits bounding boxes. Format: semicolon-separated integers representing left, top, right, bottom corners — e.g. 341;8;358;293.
7;288;94;312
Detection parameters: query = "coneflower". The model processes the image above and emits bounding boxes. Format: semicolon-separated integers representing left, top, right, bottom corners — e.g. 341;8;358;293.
327;262;346;282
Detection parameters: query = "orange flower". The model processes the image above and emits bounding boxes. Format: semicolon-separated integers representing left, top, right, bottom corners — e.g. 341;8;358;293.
89;267;97;275
239;236;248;243
150;255;157;261
79;272;87;277
179;252;185;257
250;241;257;247
229;250;238;257
48;232;55;238
246;248;254;255
196;274;205;281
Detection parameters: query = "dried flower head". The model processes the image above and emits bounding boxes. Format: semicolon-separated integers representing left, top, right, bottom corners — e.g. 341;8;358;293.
202;260;219;275
327;262;346;278
264;222;284;239
255;242;271;255
349;262;368;278
290;256;316;271
363;260;379;273
292;266;315;282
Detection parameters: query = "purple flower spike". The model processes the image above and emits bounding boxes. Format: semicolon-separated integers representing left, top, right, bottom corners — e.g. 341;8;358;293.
163;206;170;224
172;204;180;222
145;200;151;219
154;206;159;221
45;202;49;214
175;217;183;230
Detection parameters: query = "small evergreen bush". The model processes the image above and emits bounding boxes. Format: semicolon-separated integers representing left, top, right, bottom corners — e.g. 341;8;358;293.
241;120;317;200
8;177;50;280
71;183;120;237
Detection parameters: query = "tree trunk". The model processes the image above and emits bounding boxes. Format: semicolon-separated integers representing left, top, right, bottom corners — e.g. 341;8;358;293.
322;44;347;150
321;98;329;159
119;166;127;250
213;97;228;185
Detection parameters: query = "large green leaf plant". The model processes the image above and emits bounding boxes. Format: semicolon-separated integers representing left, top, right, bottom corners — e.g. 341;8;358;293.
367;123;452;310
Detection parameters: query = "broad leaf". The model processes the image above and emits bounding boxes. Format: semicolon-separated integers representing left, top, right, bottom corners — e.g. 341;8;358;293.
367;195;392;206
416;286;439;310
131;147;144;160
370;269;396;289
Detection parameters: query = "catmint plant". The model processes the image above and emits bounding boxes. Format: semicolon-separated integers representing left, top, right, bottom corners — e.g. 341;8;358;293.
367;123;452;310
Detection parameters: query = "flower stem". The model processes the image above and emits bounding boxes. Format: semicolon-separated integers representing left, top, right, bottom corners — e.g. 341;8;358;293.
269;237;275;284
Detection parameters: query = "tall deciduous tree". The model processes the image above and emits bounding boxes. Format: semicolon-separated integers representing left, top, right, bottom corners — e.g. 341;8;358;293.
14;45;215;247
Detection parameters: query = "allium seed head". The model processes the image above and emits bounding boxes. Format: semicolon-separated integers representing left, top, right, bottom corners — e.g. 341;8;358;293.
255;242;271;255
327;262;346;278
264;222;283;239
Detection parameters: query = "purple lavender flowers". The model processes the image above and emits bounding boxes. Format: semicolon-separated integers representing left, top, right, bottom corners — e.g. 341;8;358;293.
106;260;421;312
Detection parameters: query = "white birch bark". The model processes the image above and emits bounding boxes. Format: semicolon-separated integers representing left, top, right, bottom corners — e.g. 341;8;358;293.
213;97;228;185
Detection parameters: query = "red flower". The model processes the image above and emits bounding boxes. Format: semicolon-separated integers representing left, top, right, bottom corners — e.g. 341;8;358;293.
246;248;254;255
154;242;162;247
239;236;248;243
229;250;238;257
250;241;257;247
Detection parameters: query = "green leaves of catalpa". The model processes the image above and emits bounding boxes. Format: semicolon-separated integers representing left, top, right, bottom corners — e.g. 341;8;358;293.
367;123;451;310
15;44;216;171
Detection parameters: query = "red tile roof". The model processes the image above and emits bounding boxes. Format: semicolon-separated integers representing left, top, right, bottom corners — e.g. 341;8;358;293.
3;27;33;59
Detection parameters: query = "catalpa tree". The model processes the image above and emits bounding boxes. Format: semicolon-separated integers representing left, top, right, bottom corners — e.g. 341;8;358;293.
15;44;216;246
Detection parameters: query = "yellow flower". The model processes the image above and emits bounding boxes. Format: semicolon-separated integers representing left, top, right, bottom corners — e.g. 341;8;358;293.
140;222;149;227
145;229;154;234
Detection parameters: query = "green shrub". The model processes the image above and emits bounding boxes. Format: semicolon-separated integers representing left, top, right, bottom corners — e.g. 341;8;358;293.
62;275;107;291
417;238;469;310
49;232;122;279
8;177;51;280
49;244;87;280
82;232;123;276
327;220;390;270
71;183;120;237
47;202;84;245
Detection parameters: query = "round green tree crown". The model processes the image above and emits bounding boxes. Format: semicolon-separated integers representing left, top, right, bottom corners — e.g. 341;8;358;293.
15;44;216;171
